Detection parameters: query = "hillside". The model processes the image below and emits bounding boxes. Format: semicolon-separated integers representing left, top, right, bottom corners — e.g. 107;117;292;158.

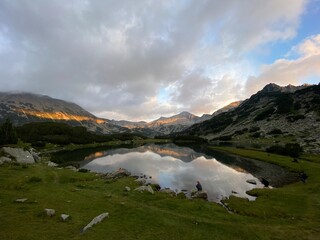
0;92;128;134
180;83;320;153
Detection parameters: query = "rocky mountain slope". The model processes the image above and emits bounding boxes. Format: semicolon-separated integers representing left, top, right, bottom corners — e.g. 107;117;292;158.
0;92;127;134
180;83;320;153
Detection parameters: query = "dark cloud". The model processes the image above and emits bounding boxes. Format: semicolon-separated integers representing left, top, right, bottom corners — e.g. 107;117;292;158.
0;0;307;120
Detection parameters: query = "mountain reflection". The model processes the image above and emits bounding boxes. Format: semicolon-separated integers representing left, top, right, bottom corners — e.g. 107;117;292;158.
80;144;263;202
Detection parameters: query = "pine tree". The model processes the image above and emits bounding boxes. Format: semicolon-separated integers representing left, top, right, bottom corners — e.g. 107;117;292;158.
0;119;18;145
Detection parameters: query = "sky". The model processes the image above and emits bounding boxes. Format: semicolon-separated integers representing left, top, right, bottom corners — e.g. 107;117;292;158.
0;0;320;122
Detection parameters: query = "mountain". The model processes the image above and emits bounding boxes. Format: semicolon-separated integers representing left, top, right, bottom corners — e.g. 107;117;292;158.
0;92;127;134
179;83;320;153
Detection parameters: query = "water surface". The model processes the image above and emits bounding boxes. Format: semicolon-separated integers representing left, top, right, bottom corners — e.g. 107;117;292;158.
79;144;264;202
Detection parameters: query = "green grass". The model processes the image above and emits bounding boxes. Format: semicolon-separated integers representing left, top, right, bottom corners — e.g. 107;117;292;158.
1;147;320;239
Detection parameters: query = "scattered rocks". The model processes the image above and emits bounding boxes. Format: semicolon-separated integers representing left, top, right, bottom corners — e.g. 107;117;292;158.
160;188;176;196
65;166;77;171
134;185;154;194
60;214;70;222
2;147;35;164
15;198;28;203
82;212;109;233
191;191;208;200
124;186;131;192
45;208;55;217
246;179;257;185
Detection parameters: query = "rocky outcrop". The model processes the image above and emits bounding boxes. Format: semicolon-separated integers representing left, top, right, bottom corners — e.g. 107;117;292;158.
160;188;176;196
0;156;11;165
82;212;109;233
2;147;35;164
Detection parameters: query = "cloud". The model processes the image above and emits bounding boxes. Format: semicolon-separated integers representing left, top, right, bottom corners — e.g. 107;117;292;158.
0;0;308;120
245;34;320;95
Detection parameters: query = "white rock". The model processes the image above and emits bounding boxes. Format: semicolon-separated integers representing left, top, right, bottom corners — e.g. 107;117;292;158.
2;147;35;164
125;186;131;192
15;198;28;203
47;161;58;167
60;214;70;221
134;185;154;194
135;178;146;185
82;212;109;233
45;208;55;217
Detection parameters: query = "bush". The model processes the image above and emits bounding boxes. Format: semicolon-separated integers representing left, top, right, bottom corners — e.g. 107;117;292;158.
286;115;305;122
254;107;275;121
28;176;42;183
0;119;18;145
268;129;283;135
266;143;303;157
276;94;294;114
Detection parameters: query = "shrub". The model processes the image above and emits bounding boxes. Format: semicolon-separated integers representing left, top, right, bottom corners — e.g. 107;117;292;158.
268;129;283;135
0;119;18;145
28;176;42;183
254;107;275;121
249;126;260;133
286;114;305;122
266;143;303;157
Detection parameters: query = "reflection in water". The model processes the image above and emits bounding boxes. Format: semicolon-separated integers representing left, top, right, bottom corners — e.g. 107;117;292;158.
80;144;264;202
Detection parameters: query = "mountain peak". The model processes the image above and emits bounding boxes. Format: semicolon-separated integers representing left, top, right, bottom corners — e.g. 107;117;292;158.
261;83;282;93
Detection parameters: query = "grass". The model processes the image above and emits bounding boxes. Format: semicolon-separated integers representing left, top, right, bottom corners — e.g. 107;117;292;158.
0;147;319;239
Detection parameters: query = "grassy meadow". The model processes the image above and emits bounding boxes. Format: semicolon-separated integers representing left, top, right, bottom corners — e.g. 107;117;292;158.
0;146;319;239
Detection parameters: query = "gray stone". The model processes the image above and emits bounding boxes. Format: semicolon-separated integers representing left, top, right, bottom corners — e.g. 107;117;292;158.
246;179;257;185
134;185;154;194
45;208;55;217
124;186;131;192
65;166;77;171
135;178;146;185
160;188;176;196
0;156;12;165
29;148;41;162
82;212;109;233
47;161;58;167
104;168;131;179
191;191;208;200
15;198;28;203
2;147;35;164
60;214;70;221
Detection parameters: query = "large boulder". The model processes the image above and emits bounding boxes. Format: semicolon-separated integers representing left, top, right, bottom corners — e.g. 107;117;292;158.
2;147;35;164
135;178;146;186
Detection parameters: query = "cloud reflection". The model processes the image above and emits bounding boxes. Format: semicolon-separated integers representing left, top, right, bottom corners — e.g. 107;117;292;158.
82;146;263;202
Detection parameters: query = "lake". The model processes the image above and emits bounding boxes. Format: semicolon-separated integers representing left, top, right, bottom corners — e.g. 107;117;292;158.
75;143;271;202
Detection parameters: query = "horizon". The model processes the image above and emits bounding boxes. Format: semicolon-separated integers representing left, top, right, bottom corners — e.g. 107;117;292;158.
0;1;320;121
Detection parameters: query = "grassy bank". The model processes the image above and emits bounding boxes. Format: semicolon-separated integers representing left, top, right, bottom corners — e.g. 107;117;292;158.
0;147;319;239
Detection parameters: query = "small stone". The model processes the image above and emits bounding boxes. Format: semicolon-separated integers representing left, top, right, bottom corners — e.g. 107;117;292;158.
45;208;55;217
15;198;28;203
82;212;109;233
246;179;257;185
47;161;58;167
60;214;70;221
135;178;146;185
124;186;131;192
134;185;154;194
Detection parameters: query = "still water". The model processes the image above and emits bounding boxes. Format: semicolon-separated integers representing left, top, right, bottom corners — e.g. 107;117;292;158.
79;144;264;202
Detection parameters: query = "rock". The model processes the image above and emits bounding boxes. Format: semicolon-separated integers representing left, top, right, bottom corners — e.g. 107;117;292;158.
65;166;77;171
29;148;41;162
246;179;257;185
15;198;28;203
160;188;176;196
2;147;35;164
82;212;109;233
47;161;58;167
135;178;146;185
191;191;208;200
45;208;55;217
124;186;131;192
0;156;12;165
134;185;154;194
60;214;70;221
104;168;131;179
